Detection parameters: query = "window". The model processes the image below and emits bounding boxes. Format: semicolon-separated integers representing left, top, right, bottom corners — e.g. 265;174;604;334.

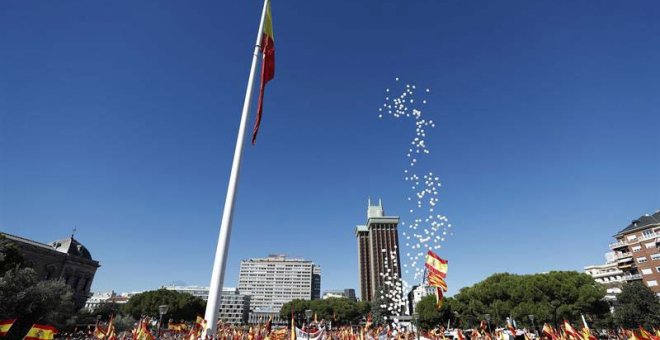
632;246;642;252
646;242;656;249
627;235;638;241
648;280;658;287
651;253;660;261
642;268;653;275
638;257;648;263
643;230;654;237
656;266;660;273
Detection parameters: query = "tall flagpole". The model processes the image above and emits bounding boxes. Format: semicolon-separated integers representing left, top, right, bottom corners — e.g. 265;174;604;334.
203;0;270;336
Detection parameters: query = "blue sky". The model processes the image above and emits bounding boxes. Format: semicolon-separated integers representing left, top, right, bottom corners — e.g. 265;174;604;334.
1;0;659;297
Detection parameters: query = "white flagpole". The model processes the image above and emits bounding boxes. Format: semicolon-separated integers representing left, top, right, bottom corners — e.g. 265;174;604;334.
203;0;270;337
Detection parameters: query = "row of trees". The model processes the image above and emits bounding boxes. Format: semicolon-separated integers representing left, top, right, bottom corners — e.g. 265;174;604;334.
415;271;660;331
279;298;371;325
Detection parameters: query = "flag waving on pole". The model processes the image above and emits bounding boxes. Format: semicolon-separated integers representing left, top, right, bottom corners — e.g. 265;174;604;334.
425;250;449;308
252;0;275;144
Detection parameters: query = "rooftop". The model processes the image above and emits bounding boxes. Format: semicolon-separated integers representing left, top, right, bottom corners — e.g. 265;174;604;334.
615;210;660;236
1;232;95;261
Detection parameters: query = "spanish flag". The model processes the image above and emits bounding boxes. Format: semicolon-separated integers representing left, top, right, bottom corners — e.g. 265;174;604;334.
542;323;557;340
0;319;16;337
24;324;57;340
425;250;448;278
563;321;579;340
252;0;275;144
425;250;449;308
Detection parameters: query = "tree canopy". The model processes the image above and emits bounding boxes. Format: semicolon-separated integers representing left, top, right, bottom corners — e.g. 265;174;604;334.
279;298;370;326
416;271;609;330
121;289;205;321
0;267;76;340
0;236;77;340
612;281;660;329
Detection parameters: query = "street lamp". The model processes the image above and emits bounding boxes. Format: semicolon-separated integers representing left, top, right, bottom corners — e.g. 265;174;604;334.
485;314;492;334
528;315;536;336
304;310;312;340
412;312;420;340
156;305;168;340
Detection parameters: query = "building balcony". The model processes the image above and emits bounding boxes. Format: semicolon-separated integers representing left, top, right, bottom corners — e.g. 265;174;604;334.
639;233;659;242
613;252;633;260
609;241;628;249
623;274;642;281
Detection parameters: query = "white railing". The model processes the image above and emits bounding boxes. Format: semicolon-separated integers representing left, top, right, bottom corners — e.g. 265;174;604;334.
624;274;642;281
613;252;632;260
639;232;658;242
609;240;627;249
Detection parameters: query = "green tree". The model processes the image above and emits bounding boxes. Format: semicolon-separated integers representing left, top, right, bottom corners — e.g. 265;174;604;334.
279;298;371;326
447;272;609;328
612;282;660;329
0;235;26;272
280;299;312;325
0;267;76;340
122;289;205;321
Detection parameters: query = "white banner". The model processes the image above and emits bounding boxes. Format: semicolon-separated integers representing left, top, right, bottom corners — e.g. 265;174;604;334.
295;327;325;340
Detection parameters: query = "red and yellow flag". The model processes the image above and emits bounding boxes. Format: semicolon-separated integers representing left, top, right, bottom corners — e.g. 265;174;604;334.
0;319;16;337
425;250;448;278
425;250;449;308
252;0;275;144
24;324;57;340
542;323;557;340
563;321;579;340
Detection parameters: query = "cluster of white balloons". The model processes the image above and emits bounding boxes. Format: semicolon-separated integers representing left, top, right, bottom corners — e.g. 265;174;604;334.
378;247;409;327
378;77;454;282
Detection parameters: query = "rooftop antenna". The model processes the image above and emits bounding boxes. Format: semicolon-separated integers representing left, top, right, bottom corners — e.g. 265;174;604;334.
71;226;77;239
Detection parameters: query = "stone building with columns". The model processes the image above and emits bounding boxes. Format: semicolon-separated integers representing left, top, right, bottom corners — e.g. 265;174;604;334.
1;232;100;310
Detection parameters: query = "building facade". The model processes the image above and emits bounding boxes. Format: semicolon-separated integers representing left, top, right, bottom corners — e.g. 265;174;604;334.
322;288;356;301
2;232;100;310
164;285;250;324
237;254;320;313
583;262;624;301
164;285;210;301
217;288;251;325
84;291;129;311
355;199;401;301
585;210;660;297
407;285;436;315
312;266;322;300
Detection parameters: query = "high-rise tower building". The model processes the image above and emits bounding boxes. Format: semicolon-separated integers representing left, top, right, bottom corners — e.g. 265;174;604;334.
355;199;401;301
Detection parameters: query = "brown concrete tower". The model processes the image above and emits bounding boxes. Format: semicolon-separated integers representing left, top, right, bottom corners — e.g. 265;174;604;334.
356;198;401;301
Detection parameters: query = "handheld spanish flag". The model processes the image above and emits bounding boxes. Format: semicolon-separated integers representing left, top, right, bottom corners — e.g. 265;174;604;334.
252;0;275;144
563;320;580;340
0;319;16;337
23;324;57;340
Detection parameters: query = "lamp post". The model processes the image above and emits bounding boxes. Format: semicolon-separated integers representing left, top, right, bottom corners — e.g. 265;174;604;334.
305;310;312;340
413;312;420;340
485;314;492;334
156;305;168;340
528;315;536;337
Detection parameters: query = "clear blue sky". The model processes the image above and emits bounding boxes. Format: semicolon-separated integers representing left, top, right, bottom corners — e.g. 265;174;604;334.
1;1;659;297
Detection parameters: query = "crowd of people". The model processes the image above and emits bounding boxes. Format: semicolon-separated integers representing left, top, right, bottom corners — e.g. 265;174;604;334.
52;317;660;340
